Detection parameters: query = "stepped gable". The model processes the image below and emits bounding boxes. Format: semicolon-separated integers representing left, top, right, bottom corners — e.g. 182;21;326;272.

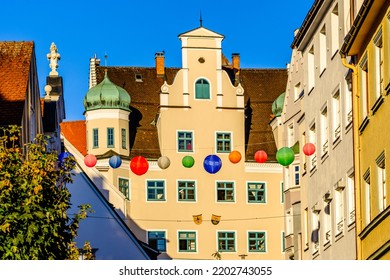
0;41;34;126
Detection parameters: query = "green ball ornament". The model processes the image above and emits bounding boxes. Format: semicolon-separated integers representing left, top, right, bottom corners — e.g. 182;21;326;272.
276;147;295;166
182;155;195;168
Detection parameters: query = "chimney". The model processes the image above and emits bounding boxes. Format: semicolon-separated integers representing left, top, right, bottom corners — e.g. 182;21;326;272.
155;51;165;77
232;53;240;70
232;53;240;86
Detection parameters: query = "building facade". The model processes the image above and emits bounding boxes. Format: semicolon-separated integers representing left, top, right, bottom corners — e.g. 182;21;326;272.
271;0;357;259
63;25;288;260
340;0;390;260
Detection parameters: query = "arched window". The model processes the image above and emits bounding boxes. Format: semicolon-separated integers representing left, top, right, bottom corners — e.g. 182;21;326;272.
195;79;210;99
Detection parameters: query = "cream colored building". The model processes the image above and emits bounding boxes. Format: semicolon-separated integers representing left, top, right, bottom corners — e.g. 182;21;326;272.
63;26;288;259
271;0;357;259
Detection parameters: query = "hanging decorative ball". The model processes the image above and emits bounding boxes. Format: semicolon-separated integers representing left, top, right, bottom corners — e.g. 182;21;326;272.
130;156;149;176
254;150;268;163
157;156;171;170
182;155;195;168
276;147;295;166
203;154;222;174
109;155;122;169
84;154;97;168
303;143;316;156
229;150;242;164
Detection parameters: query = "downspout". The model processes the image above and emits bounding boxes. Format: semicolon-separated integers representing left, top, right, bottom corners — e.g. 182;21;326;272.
340;56;361;260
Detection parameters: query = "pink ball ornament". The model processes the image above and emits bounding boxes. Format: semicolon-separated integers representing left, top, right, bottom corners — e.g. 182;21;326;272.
254;150;268;163
84;154;97;168
303;143;316;156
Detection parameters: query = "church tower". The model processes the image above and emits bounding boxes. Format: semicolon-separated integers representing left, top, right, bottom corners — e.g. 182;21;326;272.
83;70;131;159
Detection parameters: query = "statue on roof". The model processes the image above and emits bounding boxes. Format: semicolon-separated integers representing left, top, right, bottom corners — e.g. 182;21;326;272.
47;42;61;76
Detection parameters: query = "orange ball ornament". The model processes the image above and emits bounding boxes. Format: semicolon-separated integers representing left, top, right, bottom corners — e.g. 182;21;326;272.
229;150;242;164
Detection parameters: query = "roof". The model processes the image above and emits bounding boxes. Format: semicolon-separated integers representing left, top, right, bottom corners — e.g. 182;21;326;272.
0;41;34;126
60;120;87;156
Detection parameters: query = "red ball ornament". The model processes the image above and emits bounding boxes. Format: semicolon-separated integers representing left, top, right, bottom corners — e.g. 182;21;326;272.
254;150;268;163
229;150;242;164
303;143;316;156
84;154;97;167
130;156;149;176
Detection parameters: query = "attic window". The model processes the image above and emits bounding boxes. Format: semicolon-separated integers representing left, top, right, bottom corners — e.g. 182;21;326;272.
135;74;143;82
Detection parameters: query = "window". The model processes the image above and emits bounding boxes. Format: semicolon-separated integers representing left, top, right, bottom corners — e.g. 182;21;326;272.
288;123;294;147
319;25;327;74
218;232;235;252
335;185;344;235
178;232;196;252
308;46;315;92
347;174;355;225
323;198;331;244
282;231;286;252
148;231;166;252
293;165;300;186
217;182;235;202
121;128;126;149
373;28;383;101
376;152;386;212
248;232;266;252
135;74;143;82
331;5;339;57
345;74;353;126
178;131;193;152
309;123;317;171
320;106;329;155
147;180;165;201
363;169;371;226
332;90;341;142
304;208;309;248
294;82;302;101
93;128;99;148
195;78;210;99
178;181;196;201
107;128;114;148
281;181;285;203
118;178;129;199
247;182;266;203
311;209;320;254
216;132;231;153
359;54;369;123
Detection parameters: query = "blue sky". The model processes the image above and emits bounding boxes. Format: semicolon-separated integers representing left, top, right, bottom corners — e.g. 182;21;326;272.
1;0;314;121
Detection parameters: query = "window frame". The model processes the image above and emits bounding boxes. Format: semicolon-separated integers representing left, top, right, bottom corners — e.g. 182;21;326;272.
121;128;127;149
247;182;266;204
195;78;210;99
216;132;232;153
118;177;130;199
146;180;166;202
177;131;194;153
216;181;235;202
147;231;167;252
107;127;114;148
217;231;236;252
178;231;197;252
177;180;196;202
92;128;99;148
248;231;266;253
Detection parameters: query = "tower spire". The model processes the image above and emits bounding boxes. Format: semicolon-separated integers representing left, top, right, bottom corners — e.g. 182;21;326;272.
200;10;203;27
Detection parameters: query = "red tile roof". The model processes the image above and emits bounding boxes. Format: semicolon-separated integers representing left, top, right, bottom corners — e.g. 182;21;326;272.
0;41;34;126
60;120;87;156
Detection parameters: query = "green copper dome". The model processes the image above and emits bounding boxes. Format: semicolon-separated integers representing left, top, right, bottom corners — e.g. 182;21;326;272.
83;72;131;112
272;92;285;117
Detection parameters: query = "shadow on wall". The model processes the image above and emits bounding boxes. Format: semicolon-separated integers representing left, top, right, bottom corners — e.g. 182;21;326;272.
129;106;142;151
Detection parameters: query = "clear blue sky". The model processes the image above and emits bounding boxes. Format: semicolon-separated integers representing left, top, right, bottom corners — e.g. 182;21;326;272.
1;0;314;121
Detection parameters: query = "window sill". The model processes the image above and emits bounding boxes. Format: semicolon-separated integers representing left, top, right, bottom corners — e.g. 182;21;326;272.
308;87;314;96
319;68;326;78
358;116;370;134
385;81;390;95
335;231;344;242
332;136;341;150
321;151;329;163
345;120;353;134
371;95;384;115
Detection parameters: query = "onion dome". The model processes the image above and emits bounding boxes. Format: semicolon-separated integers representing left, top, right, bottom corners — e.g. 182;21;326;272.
271;92;285;117
83;71;131;112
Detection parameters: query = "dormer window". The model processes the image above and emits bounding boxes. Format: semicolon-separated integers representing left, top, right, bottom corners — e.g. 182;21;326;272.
195;78;210;99
135;74;143;82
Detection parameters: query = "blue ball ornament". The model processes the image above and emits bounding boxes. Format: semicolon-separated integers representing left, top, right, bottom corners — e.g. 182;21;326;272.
109;155;122;169
203;154;222;174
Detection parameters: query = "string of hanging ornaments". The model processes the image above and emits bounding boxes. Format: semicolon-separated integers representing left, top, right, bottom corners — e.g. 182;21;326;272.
68;142;317;175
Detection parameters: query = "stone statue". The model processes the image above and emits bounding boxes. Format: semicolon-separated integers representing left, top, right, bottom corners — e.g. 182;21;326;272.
47;42;61;76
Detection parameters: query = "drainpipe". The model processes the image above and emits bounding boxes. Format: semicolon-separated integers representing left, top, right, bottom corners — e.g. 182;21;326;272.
340;55;361;260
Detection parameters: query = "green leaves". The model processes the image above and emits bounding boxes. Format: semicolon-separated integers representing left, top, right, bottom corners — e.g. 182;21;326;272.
0;126;91;260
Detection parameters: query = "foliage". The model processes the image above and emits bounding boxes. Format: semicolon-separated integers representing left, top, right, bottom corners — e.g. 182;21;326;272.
211;251;222;260
0;126;92;260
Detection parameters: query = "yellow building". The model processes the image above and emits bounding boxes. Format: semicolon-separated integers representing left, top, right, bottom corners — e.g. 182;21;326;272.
62;25;288;260
340;0;390;259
